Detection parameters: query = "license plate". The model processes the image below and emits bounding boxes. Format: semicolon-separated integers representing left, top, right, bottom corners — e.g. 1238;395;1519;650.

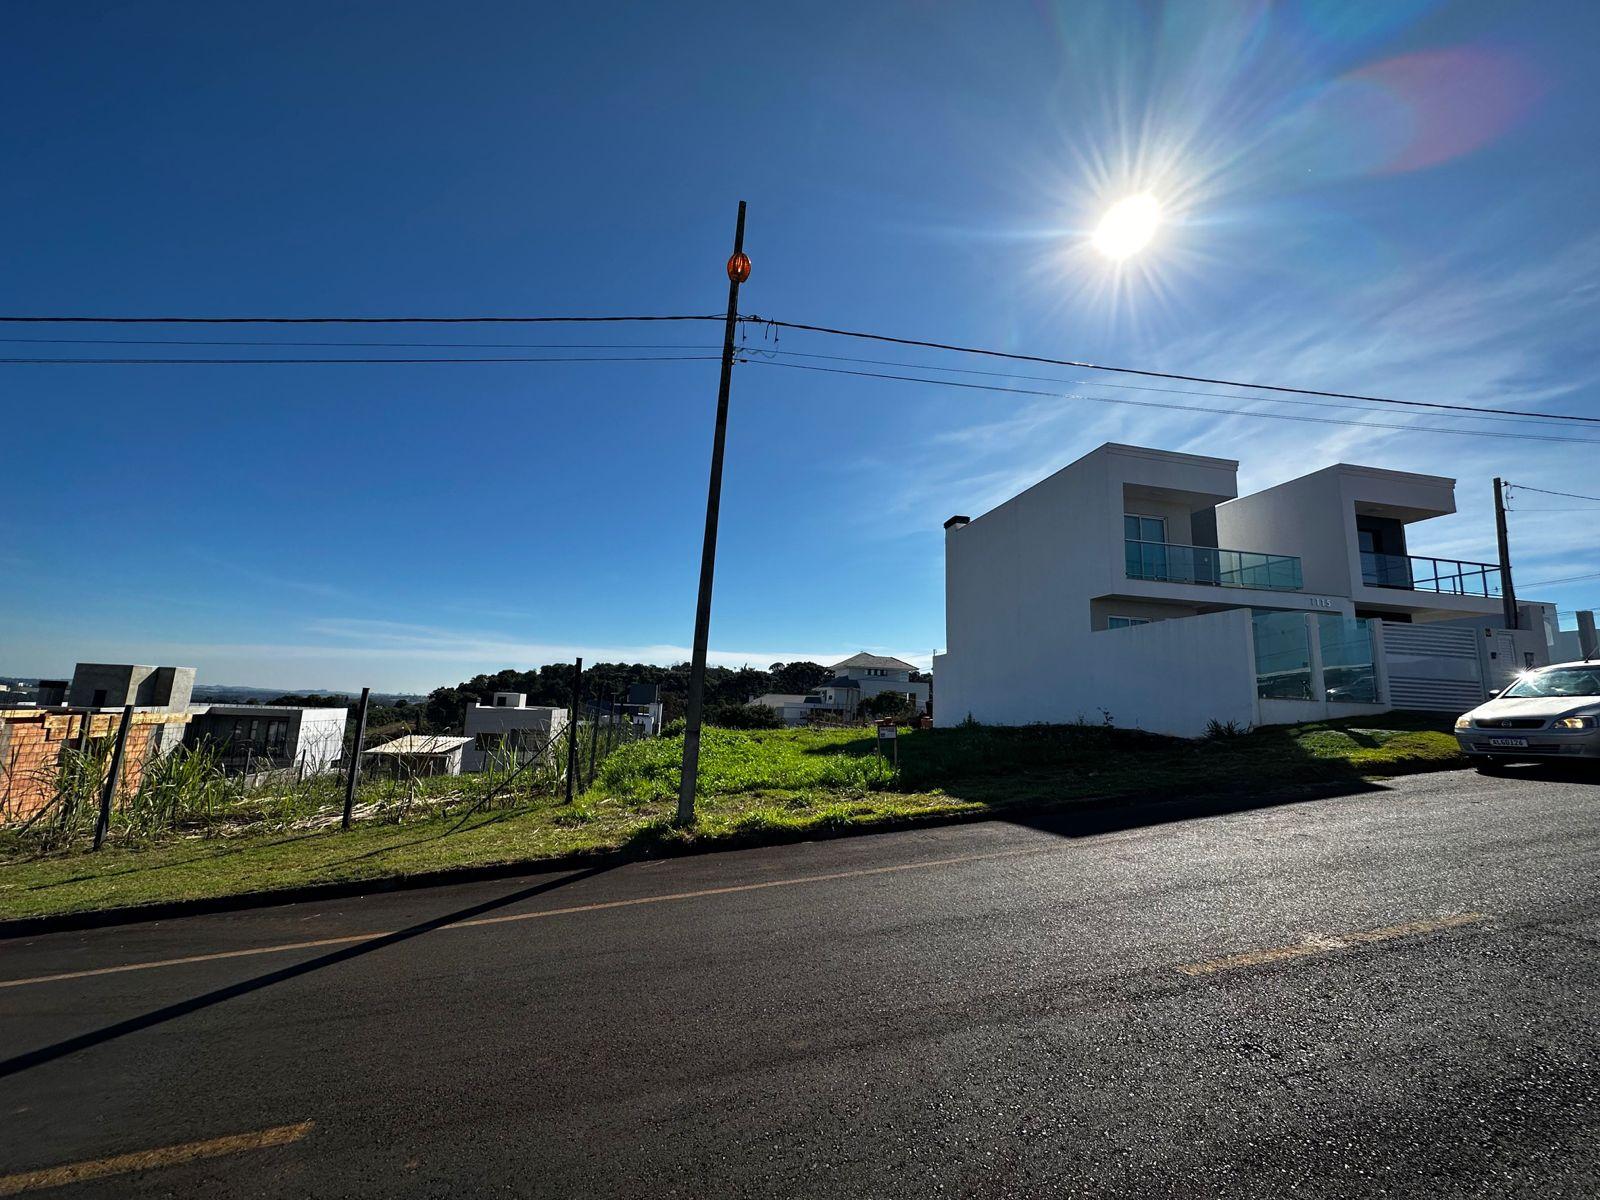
1488;737;1528;748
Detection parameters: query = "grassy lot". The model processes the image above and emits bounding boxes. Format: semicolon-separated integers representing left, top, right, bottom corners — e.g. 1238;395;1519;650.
0;716;1463;923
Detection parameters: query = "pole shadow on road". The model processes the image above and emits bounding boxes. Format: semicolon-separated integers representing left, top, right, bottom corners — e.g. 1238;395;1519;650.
0;863;615;1081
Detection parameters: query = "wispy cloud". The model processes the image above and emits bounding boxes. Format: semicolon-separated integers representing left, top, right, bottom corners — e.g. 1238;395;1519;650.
880;217;1600;599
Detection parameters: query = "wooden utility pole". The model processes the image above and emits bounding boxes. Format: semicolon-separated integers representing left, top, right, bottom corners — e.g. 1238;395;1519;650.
93;705;134;851
678;201;750;827
342;687;370;830
1494;478;1518;630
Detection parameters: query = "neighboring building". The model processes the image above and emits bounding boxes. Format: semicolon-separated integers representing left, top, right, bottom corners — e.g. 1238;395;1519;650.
362;734;472;778
754;654;929;725
622;683;664;736
1;706;194;822
184;705;348;775
462;693;570;772
935;443;1560;737
68;663;195;712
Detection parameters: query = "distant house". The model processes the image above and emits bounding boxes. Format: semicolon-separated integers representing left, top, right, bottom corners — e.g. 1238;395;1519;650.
753;654;929;726
185;705;348;776
66;663;195;712
363;734;472;778
461;693;570;772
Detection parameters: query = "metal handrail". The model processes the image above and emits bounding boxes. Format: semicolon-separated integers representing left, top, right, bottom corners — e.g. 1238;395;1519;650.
1360;551;1500;597
1124;538;1304;592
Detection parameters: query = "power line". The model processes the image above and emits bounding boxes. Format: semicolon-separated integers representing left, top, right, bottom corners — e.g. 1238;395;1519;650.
1522;570;1600;588
742;346;1581;430
0;354;720;365
0;313;722;325
1507;484;1600;504
745;316;1600;427
0;336;720;350
740;357;1600;446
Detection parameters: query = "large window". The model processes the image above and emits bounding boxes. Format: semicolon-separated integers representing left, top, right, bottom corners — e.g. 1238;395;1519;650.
1124;514;1168;582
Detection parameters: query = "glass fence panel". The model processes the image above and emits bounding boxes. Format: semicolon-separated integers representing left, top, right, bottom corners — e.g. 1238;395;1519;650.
1127;541;1303;591
1252;610;1313;700
1316;614;1378;704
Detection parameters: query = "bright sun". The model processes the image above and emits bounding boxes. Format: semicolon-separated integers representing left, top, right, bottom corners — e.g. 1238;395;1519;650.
1092;194;1161;260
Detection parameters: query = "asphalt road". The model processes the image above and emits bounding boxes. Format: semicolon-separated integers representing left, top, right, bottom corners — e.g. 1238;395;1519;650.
2;767;1597;1198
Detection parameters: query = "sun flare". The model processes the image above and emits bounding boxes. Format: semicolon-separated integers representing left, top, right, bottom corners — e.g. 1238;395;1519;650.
1092;193;1162;260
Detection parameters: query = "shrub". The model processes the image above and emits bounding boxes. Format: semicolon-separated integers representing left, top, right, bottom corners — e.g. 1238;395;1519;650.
707;702;783;729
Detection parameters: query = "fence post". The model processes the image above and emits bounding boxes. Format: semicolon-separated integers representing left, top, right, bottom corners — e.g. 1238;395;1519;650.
93;705;134;851
565;658;582;803
587;691;605;785
342;687;370;830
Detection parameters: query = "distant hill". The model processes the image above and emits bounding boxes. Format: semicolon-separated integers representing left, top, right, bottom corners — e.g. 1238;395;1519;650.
190;685;425;706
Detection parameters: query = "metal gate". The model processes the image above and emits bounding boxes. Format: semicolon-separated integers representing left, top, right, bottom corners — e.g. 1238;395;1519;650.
1380;622;1486;711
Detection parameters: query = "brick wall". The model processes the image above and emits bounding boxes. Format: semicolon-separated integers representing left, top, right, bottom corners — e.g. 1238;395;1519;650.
0;709;193;823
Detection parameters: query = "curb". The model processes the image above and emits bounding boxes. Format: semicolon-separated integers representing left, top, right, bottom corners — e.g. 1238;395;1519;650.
0;765;1466;940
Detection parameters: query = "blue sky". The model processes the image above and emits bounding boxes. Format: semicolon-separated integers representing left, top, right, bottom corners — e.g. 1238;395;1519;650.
3;1;1598;692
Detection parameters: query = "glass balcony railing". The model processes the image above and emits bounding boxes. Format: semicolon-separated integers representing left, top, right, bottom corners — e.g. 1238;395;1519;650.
1360;551;1500;597
1125;539;1303;592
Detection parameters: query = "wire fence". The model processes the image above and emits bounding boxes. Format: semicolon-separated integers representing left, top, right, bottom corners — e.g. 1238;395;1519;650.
0;661;646;853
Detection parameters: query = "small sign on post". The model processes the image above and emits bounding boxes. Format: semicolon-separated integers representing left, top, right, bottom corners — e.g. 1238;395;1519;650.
876;719;899;768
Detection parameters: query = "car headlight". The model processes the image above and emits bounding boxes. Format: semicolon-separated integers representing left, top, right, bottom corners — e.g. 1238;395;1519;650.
1454;715;1473;730
1555;716;1596;730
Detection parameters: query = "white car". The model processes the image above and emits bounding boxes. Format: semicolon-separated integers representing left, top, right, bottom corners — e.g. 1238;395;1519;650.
1455;660;1600;769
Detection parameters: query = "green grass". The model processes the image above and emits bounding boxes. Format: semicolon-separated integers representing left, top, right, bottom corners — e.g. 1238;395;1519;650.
0;715;1464;923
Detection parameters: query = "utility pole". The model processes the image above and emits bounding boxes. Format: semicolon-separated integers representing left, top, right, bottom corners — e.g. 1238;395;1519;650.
677;201;750;827
1494;477;1519;630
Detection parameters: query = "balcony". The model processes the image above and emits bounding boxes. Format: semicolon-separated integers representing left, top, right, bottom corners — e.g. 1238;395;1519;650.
1125;539;1303;591
1361;551;1500;597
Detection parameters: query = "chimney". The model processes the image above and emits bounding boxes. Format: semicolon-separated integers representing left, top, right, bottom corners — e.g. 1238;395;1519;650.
943;515;970;532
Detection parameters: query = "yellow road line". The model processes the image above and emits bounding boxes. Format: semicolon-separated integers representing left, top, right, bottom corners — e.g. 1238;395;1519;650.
0;1120;313;1195
1;845;1048;990
1176;912;1488;976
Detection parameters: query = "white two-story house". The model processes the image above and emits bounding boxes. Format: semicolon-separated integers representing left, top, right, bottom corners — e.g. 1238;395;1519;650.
754;654;930;726
934;443;1558;736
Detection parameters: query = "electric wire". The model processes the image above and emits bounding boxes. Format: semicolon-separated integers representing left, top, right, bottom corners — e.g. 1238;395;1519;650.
740;346;1581;431
743;316;1600;427
739;357;1600;446
0;336;722;350
0;314;722;325
0;354;721;365
1506;484;1600;504
1522;571;1600;588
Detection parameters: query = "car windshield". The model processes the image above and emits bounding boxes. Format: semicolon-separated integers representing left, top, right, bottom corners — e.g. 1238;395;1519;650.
1501;666;1600;698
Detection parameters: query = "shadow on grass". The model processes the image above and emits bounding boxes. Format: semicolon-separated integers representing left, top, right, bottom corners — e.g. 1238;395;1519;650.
0;862;614;1081
21;828;332;893
319;804;533;869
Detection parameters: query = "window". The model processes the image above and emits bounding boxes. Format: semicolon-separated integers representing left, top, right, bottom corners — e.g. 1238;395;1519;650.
1124;514;1169;582
1502;666;1600;698
1123;514;1167;543
91;688;108;708
1107;616;1152;630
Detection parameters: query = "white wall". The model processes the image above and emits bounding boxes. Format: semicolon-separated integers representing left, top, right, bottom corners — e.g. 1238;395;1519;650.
939;608;1257;737
461;705;569;771
294;708;348;774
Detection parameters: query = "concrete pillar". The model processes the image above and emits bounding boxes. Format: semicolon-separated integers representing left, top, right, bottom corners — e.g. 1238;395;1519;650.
1579;610;1598;659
